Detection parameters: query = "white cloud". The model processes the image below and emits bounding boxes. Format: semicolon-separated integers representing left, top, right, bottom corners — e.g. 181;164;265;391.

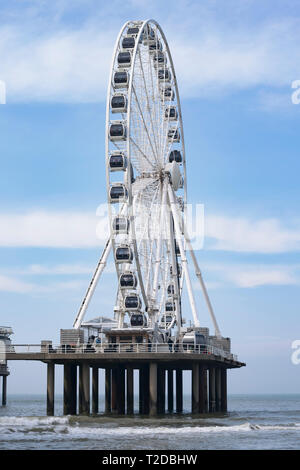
0;210;300;254
0;9;300;102
2;262;116;276
200;262;300;288
205;215;300;253
0;274;35;293
225;266;298;288
0;25;114;102
0;211;109;247
0;274;87;294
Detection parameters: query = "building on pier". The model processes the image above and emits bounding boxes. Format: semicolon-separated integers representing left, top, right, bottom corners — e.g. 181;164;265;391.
0;326;13;406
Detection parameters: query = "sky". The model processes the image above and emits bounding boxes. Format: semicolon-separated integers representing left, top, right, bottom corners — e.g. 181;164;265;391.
0;0;300;396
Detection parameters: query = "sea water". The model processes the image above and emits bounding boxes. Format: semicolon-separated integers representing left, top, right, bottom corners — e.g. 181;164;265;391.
0;394;300;450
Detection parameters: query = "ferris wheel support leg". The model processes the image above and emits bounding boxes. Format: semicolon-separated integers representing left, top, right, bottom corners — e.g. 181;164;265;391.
73;237;112;329
185;238;221;338
168;186;222;338
168;194;182;337
151;181;167;314
167;184;200;328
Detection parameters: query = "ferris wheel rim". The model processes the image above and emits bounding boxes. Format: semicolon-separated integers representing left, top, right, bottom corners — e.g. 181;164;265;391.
105;19;187;326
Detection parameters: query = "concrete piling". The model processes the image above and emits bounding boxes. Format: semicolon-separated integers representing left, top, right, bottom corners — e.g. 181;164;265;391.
209;367;216;413
215;367;222;412
111;367;118;414
199;366;207;413
157;366;165;414
221;368;227;412
2;375;7;406
167;369;174;412
192;363;200;413
81;363;90;415
176;368;183;413
126;367;134;414
92;367;99;414
118;366;125;415
149;362;158;416
105;368;111;413
47;362;55;416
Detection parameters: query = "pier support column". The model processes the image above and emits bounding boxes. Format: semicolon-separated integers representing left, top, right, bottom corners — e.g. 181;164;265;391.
127;367;134;414
63;364;72;415
199;366;207;414
157;367;165;414
92;367;99;414
149;363;158;416
105;368;111;413
221;368;227;412
111;367;118;414
70;364;77;415
192;363;200;413
167;369;174;412
82;363;90;415
176;368;183;413
209;367;216;413
216;368;222;412
139;367;144;414
79;365;83;414
139;365;149;415
2;375;7;406
203;367;208;413
118;366;125;415
47;363;54;416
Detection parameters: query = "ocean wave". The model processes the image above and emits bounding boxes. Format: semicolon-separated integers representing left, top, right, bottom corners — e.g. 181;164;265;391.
1;417;300;441
0;416;70;427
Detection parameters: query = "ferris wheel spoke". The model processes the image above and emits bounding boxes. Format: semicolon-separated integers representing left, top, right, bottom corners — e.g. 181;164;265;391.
129;136;156;169
132;84;159;164
146;48;161;162
137;48;163;167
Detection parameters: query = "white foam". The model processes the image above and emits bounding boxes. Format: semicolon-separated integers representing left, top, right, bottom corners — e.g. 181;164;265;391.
1;417;300;442
0;416;69;427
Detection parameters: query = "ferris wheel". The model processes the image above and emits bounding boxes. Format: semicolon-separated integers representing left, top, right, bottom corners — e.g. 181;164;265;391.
73;20;221;340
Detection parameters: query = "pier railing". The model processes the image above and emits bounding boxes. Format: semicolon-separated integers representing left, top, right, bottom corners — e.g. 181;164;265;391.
5;343;237;361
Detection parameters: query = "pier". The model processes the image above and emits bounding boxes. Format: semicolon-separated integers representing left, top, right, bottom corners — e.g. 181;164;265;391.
6;343;245;415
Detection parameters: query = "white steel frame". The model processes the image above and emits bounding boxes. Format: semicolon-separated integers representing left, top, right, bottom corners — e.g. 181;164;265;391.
73;19;222;339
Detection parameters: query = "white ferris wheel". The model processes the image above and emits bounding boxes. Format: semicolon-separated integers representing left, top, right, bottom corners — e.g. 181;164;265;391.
73;19;221;341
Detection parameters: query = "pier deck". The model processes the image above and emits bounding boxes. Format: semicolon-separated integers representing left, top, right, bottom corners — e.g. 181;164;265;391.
6;343;245;417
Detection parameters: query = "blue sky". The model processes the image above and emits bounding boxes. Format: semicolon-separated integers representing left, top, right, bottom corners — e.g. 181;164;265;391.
1;0;300;395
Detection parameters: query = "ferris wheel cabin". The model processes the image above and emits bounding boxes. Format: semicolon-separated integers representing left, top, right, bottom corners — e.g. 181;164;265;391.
168;150;182;163
113;71;130;89
115;244;133;263
158;68;172;82
121;37;135;50
124;294;142;311
109;152;128;171
117;51;132;67
119;272;137;289
112;216;130;235
168;128;180;143
161;86;175;100
165;105;178;121
111;94;127;113
109;183;128;202
109;121;127;141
